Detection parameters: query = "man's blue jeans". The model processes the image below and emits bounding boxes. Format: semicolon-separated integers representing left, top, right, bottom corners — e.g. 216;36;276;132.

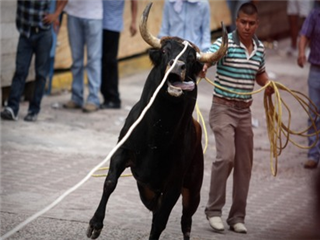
67;15;102;107
8;30;52;116
308;64;320;163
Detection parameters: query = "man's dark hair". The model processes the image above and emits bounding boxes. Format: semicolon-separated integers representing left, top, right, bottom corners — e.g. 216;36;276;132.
237;2;258;17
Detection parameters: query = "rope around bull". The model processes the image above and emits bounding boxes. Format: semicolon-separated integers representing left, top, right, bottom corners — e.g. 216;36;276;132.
198;77;320;176
94;70;320;178
0;41;191;240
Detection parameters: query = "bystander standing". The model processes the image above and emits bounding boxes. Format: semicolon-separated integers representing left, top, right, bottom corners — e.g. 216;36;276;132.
0;0;67;122
297;3;320;169
158;0;211;52
100;0;137;110
286;0;312;56
63;0;102;113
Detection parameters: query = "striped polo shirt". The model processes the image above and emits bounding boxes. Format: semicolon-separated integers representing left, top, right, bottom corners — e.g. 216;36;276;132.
210;31;266;102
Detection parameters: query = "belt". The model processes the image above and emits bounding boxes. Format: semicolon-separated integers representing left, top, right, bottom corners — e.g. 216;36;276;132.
30;27;49;33
213;96;252;109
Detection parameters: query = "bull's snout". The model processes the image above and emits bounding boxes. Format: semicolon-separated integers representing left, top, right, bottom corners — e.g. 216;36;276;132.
169;59;186;72
167;59;186;81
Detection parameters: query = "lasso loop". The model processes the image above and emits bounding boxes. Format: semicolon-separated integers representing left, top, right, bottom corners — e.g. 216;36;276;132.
201;77;320;176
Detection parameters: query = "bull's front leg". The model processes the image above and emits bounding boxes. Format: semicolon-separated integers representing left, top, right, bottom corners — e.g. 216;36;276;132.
87;149;128;239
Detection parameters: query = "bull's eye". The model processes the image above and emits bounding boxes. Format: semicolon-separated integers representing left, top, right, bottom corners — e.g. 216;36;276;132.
187;53;196;63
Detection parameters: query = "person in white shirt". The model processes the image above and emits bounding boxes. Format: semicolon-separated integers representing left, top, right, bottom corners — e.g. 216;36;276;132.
63;0;103;112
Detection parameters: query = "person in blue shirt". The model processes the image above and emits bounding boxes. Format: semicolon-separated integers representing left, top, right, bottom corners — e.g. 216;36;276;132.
100;0;138;109
297;4;320;169
158;0;211;52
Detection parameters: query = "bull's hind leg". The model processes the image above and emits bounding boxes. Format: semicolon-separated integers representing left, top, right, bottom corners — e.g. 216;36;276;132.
181;188;201;240
181;144;204;239
87;149;129;239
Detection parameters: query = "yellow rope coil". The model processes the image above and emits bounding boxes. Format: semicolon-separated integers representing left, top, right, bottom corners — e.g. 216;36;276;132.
202;77;320;176
92;167;132;178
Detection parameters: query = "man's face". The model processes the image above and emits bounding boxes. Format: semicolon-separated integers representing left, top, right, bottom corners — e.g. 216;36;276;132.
236;12;259;42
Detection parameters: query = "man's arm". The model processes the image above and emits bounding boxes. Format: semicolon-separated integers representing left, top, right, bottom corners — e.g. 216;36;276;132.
256;71;269;86
256;71;273;95
130;0;138;37
43;0;68;32
43;0;68;24
297;35;309;68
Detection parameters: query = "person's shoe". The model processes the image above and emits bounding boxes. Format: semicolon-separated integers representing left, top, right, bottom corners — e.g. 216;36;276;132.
208;216;224;232
230;223;247;234
304;159;318;169
286;47;298;57
1;107;18;121
100;101;121;109
24;112;38;122
63;100;81;109
83;103;99;113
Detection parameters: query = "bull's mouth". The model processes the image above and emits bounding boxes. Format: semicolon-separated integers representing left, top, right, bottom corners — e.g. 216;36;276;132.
167;73;195;97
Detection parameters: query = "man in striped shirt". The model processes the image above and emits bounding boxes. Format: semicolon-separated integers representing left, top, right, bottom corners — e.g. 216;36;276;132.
201;2;272;234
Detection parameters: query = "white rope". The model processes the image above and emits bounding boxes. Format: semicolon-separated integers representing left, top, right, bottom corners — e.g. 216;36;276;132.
0;41;191;240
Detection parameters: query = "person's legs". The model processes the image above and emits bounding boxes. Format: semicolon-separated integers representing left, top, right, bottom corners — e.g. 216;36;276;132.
67;15;85;106
101;30;120;105
7;35;34;116
205;103;236;218
287;0;299;53
28;29;52;115
307;65;320;164
227;108;253;226
84;18;102;107
297;0;312;19
288;14;299;50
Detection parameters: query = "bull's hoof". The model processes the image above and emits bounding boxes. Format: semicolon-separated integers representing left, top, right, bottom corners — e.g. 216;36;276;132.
183;232;190;240
86;224;102;239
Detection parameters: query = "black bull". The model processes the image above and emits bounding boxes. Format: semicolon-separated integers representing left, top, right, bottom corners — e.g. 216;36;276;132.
87;3;227;240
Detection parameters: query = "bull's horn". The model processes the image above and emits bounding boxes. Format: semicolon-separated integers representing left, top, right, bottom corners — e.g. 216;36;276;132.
139;3;161;49
197;22;228;63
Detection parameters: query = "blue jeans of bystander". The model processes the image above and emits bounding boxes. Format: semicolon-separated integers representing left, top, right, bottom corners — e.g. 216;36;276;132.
7;30;52;116
67;15;102;107
307;64;320;163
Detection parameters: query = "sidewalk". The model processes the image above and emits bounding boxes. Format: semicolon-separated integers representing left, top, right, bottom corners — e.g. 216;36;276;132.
1;38;319;240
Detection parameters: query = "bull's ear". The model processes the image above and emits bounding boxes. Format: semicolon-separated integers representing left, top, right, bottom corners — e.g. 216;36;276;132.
148;48;162;66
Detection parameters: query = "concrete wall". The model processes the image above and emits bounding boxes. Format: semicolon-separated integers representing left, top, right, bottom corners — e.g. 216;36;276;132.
255;1;289;40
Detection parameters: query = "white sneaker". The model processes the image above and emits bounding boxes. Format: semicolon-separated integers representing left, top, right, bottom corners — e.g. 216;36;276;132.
208;216;224;231
230;223;247;234
286;46;298;57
